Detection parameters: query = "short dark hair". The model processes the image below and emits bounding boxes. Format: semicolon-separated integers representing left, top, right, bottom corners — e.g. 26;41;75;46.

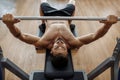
51;53;68;69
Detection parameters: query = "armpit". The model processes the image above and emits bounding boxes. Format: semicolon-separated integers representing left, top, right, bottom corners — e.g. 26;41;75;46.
33;40;43;47
71;37;84;48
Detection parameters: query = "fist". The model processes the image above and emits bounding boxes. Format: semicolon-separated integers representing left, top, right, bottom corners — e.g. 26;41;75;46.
2;14;20;25
100;15;118;24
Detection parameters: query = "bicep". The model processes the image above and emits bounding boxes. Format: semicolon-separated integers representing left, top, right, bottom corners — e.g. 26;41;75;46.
77;33;95;44
18;33;41;45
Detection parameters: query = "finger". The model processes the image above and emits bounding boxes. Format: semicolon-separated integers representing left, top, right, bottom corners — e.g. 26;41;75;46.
14;19;21;23
7;14;20;23
99;20;107;23
2;15;5;21
114;16;118;22
8;14;14;21
9;14;14;21
108;15;118;23
4;14;8;21
2;14;9;22
7;14;11;21
6;14;11;21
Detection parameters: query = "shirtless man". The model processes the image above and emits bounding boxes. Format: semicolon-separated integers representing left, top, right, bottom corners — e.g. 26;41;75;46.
2;0;118;68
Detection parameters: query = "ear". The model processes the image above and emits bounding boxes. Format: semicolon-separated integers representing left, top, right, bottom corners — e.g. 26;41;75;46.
50;50;53;54
50;47;54;54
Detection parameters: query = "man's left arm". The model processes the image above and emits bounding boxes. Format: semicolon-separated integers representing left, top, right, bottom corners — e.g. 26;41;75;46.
76;15;118;46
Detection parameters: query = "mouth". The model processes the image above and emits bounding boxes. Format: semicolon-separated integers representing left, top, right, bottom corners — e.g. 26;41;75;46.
57;37;63;41
55;37;63;42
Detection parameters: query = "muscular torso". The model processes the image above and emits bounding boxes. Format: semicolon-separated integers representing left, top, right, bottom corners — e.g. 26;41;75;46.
37;20;82;49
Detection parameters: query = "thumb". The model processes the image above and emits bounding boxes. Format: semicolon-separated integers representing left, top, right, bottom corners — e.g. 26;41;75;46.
14;19;20;23
99;20;107;23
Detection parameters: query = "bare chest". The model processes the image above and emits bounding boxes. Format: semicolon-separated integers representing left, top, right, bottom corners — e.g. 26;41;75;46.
41;23;79;48
43;23;71;39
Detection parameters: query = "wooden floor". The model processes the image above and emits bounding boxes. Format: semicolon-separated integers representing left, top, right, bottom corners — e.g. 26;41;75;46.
0;0;120;80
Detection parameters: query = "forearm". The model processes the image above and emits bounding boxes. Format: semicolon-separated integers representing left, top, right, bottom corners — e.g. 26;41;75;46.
77;23;112;45
6;24;21;38
93;23;112;40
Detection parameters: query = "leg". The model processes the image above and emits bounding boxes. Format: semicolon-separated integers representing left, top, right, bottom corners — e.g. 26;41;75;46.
40;0;48;24
39;0;56;32
40;8;45;24
63;0;76;16
39;0;48;33
40;0;56;22
68;0;75;5
41;0;47;3
61;0;75;24
68;0;76;24
68;0;76;17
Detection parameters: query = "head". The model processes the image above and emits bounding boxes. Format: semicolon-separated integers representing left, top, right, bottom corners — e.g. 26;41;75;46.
50;38;68;68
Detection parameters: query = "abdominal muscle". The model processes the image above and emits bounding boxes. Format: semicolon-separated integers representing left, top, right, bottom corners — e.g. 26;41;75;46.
46;20;70;29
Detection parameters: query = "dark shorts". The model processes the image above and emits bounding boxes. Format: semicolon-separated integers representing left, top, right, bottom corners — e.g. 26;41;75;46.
40;3;75;16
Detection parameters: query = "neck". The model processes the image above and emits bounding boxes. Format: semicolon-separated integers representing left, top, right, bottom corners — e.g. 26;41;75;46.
55;37;70;49
47;37;70;49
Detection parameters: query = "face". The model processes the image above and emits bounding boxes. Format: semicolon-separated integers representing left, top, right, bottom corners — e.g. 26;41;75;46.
51;38;68;56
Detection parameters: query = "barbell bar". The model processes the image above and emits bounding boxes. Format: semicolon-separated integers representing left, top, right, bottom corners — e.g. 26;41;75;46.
0;16;120;21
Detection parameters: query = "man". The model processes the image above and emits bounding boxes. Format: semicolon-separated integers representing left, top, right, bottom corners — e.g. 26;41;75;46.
2;0;118;68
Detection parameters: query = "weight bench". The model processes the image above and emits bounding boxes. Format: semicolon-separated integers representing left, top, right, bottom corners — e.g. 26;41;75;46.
119;69;120;80
44;49;74;79
0;47;3;80
32;24;88;80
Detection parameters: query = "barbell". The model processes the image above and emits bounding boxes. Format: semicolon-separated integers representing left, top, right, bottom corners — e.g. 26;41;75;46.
0;16;120;21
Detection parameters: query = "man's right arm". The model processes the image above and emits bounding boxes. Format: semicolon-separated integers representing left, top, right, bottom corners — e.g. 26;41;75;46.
9;25;42;46
2;14;42;47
